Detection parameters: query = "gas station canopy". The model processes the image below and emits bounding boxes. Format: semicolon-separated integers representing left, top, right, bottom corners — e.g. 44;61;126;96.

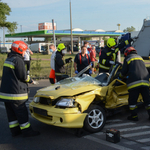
5;29;124;38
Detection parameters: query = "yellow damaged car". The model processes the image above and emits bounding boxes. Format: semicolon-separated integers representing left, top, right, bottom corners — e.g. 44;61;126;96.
29;64;144;133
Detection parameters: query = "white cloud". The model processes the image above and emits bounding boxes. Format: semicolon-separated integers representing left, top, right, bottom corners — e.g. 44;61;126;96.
2;0;60;8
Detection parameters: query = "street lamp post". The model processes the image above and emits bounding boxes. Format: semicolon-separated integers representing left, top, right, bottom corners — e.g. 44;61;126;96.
20;25;22;40
70;0;73;54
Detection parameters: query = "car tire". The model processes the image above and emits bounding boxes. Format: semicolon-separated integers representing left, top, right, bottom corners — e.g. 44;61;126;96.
83;105;106;133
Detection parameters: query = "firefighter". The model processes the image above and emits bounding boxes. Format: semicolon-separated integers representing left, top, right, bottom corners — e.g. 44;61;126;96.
55;43;72;82
99;38;131;73
0;41;40;137
74;46;92;76
119;47;150;121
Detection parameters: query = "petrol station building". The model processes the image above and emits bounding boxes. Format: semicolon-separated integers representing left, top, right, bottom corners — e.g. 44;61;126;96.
5;28;124;49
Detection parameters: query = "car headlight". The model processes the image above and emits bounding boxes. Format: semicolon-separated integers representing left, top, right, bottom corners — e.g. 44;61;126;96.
33;97;40;103
56;98;75;108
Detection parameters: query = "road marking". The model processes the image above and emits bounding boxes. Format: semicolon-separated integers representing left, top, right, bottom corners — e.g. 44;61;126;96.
141;147;150;150
124;141;137;145
122;131;150;138
119;126;150;132
106;119;122;123
94;132;104;136
136;138;150;143
84;135;133;150
104;122;136;129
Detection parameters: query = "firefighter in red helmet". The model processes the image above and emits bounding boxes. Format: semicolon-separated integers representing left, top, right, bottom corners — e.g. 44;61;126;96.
0;41;40;137
119;46;150;121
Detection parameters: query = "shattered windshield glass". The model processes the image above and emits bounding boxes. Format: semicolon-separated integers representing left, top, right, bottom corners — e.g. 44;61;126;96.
56;76;101;89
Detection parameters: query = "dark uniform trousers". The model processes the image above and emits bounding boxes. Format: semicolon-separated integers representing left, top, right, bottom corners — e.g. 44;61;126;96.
4;100;31;136
128;87;150;118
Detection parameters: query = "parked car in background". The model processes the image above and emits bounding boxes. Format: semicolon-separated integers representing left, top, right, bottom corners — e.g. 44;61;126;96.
29;43;47;53
0;47;11;53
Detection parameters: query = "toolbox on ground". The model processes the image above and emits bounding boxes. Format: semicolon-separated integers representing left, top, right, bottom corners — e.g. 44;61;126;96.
106;129;120;143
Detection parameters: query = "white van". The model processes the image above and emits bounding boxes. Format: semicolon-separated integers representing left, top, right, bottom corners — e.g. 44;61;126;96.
29;43;49;53
0;47;11;53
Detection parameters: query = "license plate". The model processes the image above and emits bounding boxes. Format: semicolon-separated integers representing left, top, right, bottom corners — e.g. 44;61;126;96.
33;107;47;116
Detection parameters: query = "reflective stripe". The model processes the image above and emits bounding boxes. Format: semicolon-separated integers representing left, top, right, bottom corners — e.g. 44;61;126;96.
112;53;116;61
128;80;149;88
132;115;138;118
0;92;28;100
127;57;144;65
102;59;106;65
125;40;129;45
115;48;119;53
25;75;30;82
146;106;150;110
20;122;30;130
9;120;19;128
128;82;149;90
129;105;137;110
106;52;111;56
3;63;15;69
99;64;110;70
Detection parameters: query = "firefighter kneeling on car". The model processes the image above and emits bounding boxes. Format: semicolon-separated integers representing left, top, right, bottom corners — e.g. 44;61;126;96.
119;47;150;121
0;41;40;137
55;43;72;82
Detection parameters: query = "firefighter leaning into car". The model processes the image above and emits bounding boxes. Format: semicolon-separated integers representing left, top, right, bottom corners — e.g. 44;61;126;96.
119;47;150;121
0;41;40;137
74;46;92;76
99;37;132;73
55;43;72;82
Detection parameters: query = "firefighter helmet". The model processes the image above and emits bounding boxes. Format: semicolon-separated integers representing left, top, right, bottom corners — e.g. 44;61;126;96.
12;41;28;54
57;43;65;52
124;46;137;57
107;38;116;48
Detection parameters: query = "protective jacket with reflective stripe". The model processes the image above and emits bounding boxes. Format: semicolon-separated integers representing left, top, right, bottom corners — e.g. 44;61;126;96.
55;51;66;76
120;52;149;90
99;40;129;71
0;51;31;102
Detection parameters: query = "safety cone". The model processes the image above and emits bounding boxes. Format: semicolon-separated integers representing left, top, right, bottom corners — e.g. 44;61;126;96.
69;51;71;54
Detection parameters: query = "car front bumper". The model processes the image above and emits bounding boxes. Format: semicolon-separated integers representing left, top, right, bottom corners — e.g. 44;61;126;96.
29;101;87;128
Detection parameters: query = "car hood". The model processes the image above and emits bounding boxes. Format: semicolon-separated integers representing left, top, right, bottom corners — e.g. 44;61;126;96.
35;76;101;99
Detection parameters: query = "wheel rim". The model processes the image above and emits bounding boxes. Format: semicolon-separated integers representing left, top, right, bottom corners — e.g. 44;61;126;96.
87;109;104;129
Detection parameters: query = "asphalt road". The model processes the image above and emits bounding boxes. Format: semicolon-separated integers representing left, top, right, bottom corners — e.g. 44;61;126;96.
1;79;150;150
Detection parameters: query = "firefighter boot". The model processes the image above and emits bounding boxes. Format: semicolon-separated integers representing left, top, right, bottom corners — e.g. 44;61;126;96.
22;126;40;137
10;125;22;137
127;105;139;121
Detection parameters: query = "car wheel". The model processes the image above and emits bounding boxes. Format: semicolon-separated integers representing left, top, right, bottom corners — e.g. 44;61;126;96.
83;105;106;133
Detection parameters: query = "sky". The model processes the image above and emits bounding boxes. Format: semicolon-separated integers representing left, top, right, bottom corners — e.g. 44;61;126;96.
1;0;150;42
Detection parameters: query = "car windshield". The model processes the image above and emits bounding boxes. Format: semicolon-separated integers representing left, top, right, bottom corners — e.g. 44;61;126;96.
56;76;101;89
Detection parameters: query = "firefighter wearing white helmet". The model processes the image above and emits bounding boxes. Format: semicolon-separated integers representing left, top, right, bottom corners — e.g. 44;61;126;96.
55;43;72;82
99;37;132;73
0;41;40;137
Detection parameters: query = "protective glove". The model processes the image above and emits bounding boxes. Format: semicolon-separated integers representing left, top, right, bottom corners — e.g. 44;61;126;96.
65;57;72;63
75;70;78;74
32;80;39;85
109;61;115;65
128;38;133;43
89;69;92;75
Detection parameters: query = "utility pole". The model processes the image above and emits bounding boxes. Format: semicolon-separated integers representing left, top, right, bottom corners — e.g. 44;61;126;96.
52;19;56;46
70;0;73;54
20;25;22;40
